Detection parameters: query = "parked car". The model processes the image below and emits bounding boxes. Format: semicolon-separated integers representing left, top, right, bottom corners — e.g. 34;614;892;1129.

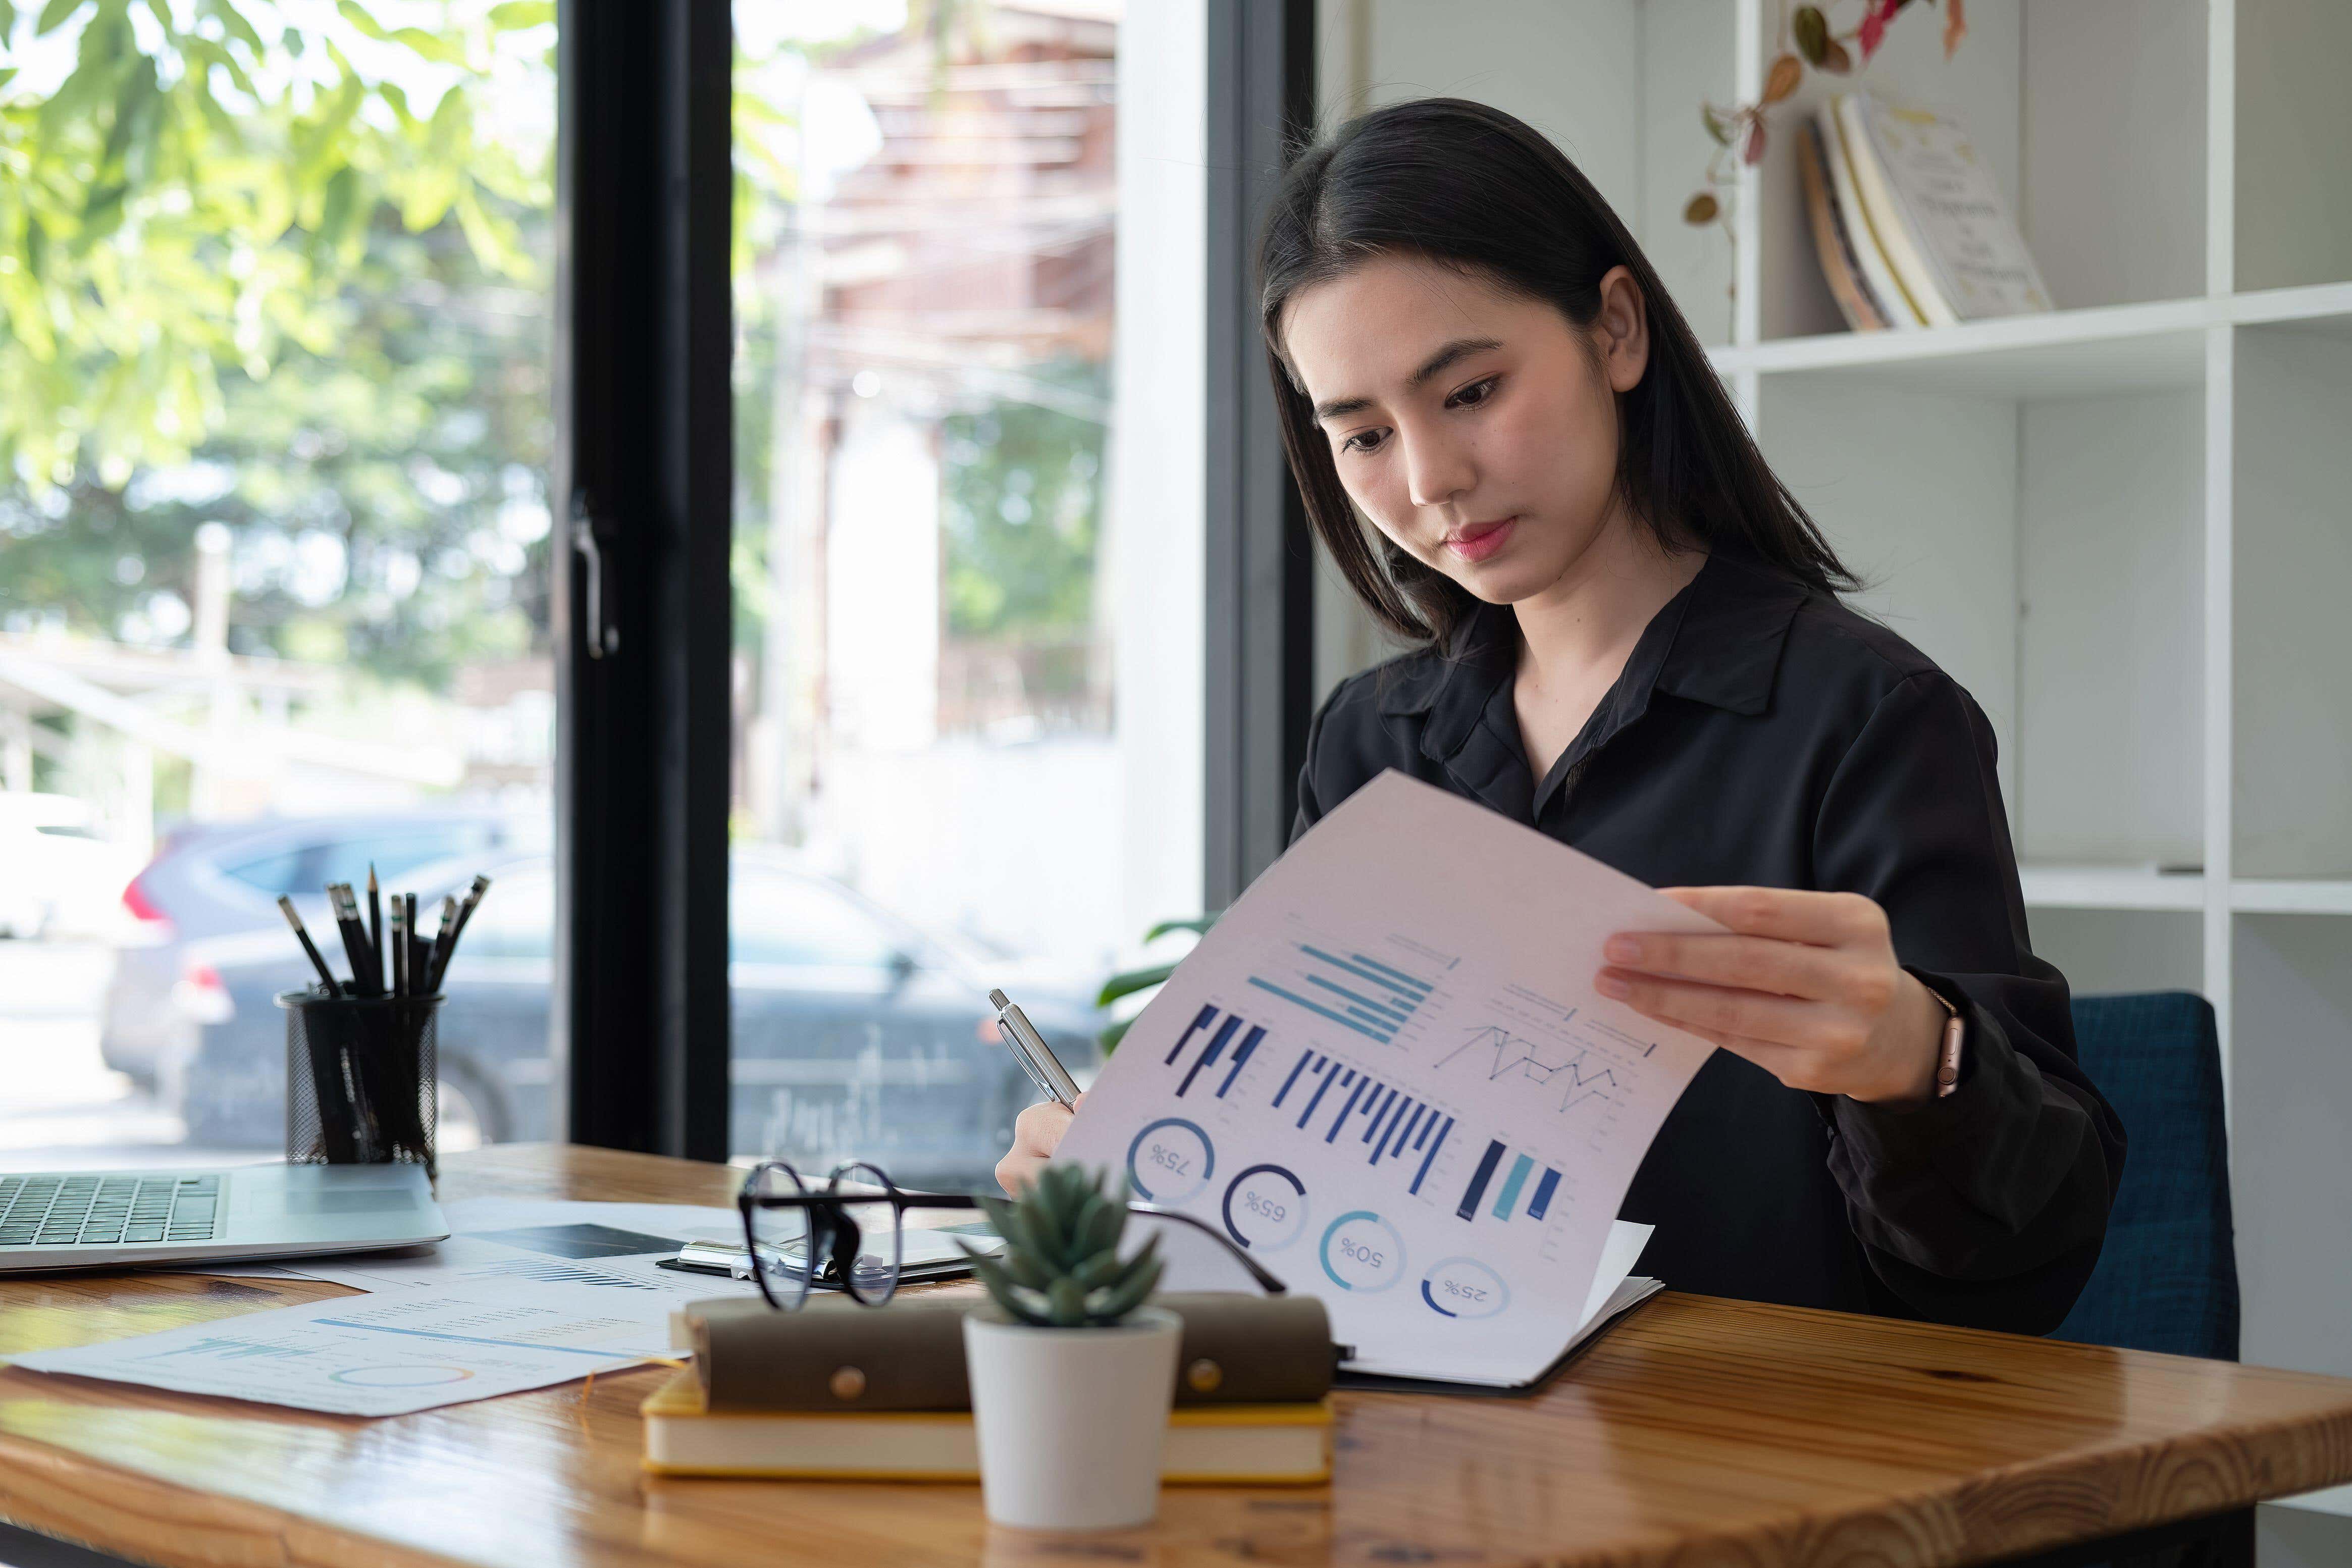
164;849;1104;1189
101;809;540;1086
0;792;145;939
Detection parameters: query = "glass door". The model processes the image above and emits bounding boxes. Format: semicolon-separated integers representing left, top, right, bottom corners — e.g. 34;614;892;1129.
728;3;1142;1187
0;2;557;1169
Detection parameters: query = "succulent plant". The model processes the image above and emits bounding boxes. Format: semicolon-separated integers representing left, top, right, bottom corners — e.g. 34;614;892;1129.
967;1163;1163;1328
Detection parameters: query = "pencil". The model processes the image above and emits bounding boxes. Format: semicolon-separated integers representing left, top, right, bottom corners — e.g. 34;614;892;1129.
437;874;492;990
426;895;460;992
276;896;342;996
367;865;383;995
445;873;491;947
283;894;362;1160
328;883;381;997
389;895;409;999
406;893;422;995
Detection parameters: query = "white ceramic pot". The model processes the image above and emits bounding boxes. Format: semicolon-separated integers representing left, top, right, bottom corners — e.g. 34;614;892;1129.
962;1304;1182;1530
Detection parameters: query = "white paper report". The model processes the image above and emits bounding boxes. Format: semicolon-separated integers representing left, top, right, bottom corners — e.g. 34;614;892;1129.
13;1281;675;1417
1054;770;1721;1384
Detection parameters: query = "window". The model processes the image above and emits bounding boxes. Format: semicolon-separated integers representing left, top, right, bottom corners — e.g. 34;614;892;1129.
3;3;1217;1174
219;823;518;899
220;850;314;900
458;870;554;962
728;1;1197;1186
305;825;522;894
730;872;905;971
0;4;556;1170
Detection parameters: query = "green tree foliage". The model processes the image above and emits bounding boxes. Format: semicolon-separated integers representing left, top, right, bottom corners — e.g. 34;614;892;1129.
1;217;552;685
939;362;1107;640
2;0;1091;706
0;0;551;486
0;0;556;682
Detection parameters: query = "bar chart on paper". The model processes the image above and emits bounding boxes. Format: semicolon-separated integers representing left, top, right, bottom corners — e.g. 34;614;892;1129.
1450;1139;1564;1226
1245;937;1445;1045
1151;1001;1577;1237
1133;1001;1494;1267
1055;772;1726;1385
1122;965;1680;1312
1117;1002;1664;1358
1271;1048;1454;1189
1163;1003;1270;1097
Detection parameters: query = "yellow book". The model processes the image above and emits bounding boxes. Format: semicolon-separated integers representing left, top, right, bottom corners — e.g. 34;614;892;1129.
639;1370;1332;1484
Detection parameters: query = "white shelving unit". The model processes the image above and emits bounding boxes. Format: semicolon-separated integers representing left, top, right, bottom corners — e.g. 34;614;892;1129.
2017;865;2206;912
1697;3;2352;1431
1317;0;2352;1470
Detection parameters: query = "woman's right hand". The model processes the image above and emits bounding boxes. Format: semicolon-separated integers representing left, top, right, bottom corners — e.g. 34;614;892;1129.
995;1093;1082;1196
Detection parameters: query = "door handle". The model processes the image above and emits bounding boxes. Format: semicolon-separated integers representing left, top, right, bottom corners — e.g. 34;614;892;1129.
569;488;618;658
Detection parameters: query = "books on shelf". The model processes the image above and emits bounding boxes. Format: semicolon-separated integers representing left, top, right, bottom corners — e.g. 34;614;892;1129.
1799;118;1892;333
1806;92;2052;333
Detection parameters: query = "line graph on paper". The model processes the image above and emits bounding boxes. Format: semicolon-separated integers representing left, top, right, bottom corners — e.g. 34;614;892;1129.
1439;1026;1624;1117
1432;998;1673;1156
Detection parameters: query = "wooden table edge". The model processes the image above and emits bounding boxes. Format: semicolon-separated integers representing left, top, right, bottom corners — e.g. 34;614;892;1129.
1932;1403;2352;1563
0;1415;482;1568
7;1350;2352;1568
7;1145;2352;1568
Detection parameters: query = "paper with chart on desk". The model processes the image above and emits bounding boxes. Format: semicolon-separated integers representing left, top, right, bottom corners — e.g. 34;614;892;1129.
17;1200;759;1416
10;1278;676;1416
1053;770;1722;1388
284;1197;761;1303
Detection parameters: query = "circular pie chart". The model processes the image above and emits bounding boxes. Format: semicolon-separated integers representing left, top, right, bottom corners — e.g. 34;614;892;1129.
1125;1117;1215;1205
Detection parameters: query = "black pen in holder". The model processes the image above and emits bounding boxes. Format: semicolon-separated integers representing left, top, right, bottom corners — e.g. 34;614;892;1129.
277;988;441;1177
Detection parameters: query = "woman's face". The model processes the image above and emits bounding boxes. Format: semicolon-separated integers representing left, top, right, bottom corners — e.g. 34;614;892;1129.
1280;253;1649;605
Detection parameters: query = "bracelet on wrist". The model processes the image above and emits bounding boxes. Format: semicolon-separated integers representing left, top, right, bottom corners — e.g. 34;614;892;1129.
1924;985;1966;1099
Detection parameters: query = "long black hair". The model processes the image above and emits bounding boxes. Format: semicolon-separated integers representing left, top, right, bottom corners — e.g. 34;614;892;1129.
1260;97;1855;647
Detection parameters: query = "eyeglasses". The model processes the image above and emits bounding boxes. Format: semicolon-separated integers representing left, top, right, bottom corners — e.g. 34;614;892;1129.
737;1159;1289;1311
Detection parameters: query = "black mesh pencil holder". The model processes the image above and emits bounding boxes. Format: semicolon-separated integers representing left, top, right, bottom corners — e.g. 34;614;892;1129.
278;989;441;1177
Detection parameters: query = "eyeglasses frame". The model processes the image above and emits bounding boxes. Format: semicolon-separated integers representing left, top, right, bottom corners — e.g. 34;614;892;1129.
736;1158;1289;1311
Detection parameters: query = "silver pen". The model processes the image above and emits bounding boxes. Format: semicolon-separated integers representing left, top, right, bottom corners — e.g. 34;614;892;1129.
990;987;1081;1108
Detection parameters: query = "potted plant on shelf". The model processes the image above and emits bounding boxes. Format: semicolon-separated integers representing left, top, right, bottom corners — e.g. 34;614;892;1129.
963;1163;1177;1530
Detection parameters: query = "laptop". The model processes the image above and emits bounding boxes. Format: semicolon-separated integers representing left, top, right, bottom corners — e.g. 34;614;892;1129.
0;1163;448;1273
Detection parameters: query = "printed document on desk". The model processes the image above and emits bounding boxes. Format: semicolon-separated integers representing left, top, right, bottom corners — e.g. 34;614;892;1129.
1053;770;1720;1387
289;1198;760;1305
12;1281;674;1416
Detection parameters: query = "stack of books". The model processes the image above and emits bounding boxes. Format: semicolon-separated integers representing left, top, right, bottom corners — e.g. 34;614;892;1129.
1800;91;2052;332
643;1293;1336;1483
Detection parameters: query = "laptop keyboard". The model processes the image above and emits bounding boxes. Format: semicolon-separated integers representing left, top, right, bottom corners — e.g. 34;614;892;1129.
0;1174;223;1248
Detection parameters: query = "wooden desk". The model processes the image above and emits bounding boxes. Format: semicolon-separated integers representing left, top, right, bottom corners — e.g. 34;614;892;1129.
3;1144;2349;1568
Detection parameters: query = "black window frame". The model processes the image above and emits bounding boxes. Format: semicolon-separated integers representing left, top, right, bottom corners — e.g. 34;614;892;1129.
552;1;1321;1156
1204;0;1319;907
554;0;733;1158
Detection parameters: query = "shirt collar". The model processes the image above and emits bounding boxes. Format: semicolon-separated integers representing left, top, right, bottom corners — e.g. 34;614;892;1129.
1374;546;1809;814
1650;546;1810;717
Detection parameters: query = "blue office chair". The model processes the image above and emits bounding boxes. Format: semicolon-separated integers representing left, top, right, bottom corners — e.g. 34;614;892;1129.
2052;991;2239;1361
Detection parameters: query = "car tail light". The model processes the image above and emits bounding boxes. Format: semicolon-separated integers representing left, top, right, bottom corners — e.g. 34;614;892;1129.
172;962;235;1026
121;873;173;934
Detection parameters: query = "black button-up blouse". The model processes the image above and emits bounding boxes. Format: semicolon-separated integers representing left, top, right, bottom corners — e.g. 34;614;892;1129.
1292;546;2125;1334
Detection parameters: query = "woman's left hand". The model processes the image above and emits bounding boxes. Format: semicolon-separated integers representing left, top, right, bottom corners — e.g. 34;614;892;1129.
1595;886;1947;1105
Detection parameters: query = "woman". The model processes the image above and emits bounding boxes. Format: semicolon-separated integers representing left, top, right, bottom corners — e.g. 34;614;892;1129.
1001;98;2120;1333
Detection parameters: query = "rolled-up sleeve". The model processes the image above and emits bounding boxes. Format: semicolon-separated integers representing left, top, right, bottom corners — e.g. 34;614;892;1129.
1812;672;2125;1333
